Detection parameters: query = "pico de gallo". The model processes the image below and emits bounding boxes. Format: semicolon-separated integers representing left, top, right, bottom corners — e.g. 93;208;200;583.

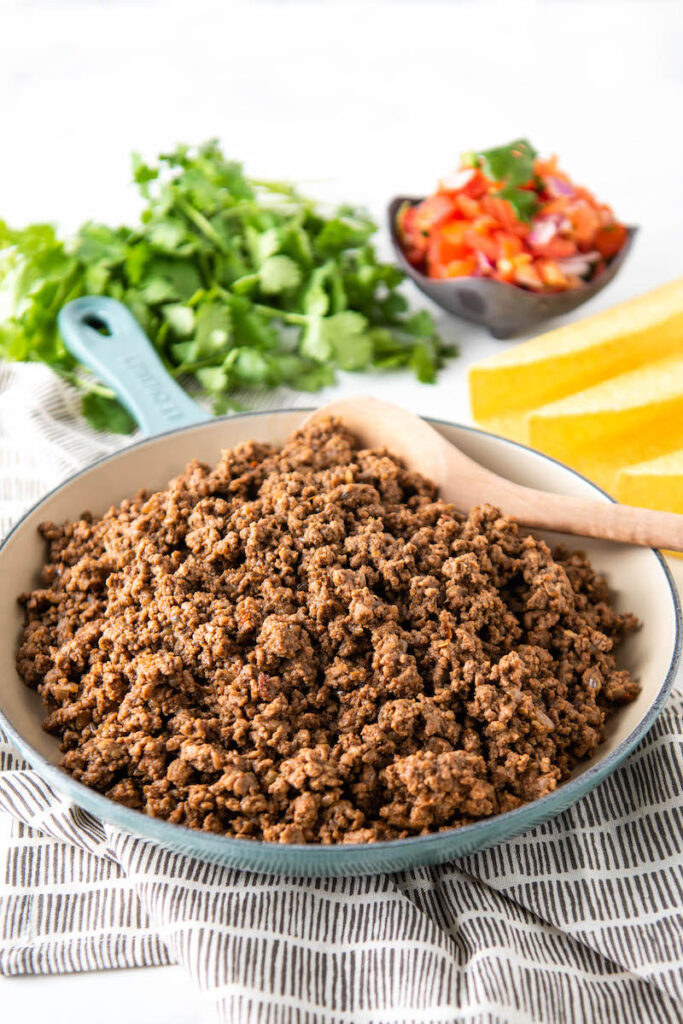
396;139;628;292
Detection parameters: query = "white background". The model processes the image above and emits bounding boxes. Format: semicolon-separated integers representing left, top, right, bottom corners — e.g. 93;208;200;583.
1;1;682;1020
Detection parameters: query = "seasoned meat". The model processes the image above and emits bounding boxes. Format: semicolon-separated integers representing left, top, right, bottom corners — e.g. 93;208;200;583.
16;418;639;843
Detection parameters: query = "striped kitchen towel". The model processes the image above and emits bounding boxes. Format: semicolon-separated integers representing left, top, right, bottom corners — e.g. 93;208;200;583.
1;362;683;1023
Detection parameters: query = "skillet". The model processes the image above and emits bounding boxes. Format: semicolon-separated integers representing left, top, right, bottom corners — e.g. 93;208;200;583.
0;296;678;876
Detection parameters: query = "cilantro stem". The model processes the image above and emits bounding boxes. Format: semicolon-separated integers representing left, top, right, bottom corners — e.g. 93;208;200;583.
231;272;260;293
175;197;229;254
170;356;220;377
250;179;317;206
250;178;302;195
48;274;77;315
252;302;309;326
197;252;213;289
57;369;119;399
220;200;314;220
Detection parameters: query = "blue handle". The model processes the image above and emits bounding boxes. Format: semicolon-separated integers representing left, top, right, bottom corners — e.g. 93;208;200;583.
58;297;211;437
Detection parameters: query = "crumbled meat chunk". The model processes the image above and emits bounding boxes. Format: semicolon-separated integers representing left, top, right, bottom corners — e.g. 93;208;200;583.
16;418;639;843
381;750;498;828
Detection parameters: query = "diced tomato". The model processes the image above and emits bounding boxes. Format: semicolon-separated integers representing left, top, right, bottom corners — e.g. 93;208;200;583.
397;203;415;235
537;198;568;217
513;262;544;290
538;260;568;289
457;194;482;219
569;201;601;246
427;221;469;273
482;195;520;231
497;233;524;259
402;243;428;267
470;215;498;235
396;204;428;265
464;229;499;261
495;258;516;283
594;223;627;259
414;194;458;233
459;169;488;199
534;155;559;178
529;237;577;260
444;257;478;278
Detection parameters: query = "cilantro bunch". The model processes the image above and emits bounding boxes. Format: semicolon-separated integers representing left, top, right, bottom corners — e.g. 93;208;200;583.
0;141;456;433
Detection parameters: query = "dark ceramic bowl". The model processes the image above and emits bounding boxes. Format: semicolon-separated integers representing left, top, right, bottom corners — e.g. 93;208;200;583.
388;196;637;339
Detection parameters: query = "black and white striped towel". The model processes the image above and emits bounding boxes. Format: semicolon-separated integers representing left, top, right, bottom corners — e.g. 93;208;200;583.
1;363;682;1023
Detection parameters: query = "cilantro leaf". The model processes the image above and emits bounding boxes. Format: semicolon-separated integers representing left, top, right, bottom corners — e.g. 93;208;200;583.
290;363;335;391
196;366;229;393
498;184;538;223
231;348;271;385
409;342;440;384
81;392;136;434
147;219;187;252
402;310;438;339
162;303;194;337
476;138;537;187
475;138;540;223
319;311;371;371
315;212;375;256
258;255;301;294
300;316;330;362
246;226;280;266
302;264;332;318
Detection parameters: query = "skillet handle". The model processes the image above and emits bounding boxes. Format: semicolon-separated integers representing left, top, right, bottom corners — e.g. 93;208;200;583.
58;296;211;437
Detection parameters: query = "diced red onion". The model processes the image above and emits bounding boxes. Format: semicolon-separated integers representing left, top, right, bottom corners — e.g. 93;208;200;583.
556;251;600;277
528;219;557;247
475;250;493;273
439;168;477;192
547;176;574;198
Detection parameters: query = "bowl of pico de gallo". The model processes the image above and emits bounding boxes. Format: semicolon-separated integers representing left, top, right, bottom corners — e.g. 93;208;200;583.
390;139;636;338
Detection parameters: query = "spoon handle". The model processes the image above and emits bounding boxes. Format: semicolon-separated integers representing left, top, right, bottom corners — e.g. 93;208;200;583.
496;487;683;550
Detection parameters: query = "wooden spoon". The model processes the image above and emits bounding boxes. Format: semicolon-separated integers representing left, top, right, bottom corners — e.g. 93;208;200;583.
304;396;683;551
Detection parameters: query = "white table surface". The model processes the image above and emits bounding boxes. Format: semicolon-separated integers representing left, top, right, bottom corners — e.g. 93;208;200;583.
1;1;682;1019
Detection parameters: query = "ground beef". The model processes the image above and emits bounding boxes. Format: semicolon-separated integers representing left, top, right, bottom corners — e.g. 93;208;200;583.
16;418;640;844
